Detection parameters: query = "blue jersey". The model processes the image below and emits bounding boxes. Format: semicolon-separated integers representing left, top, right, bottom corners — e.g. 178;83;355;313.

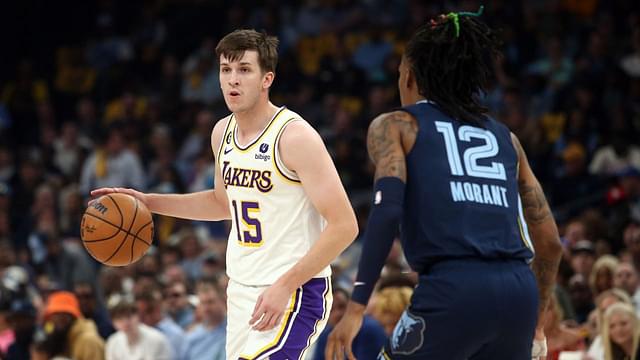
399;101;534;273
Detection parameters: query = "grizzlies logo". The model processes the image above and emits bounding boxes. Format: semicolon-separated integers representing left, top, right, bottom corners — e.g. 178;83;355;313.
390;311;425;355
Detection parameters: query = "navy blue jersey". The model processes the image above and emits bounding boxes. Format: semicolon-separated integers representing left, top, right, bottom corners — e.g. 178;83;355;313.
399;101;534;273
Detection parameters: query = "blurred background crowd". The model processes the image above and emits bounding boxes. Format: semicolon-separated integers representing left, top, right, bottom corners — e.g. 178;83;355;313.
0;0;640;359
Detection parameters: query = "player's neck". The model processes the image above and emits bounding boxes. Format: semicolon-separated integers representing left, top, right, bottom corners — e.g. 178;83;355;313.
234;100;280;138
413;95;427;104
401;93;426;106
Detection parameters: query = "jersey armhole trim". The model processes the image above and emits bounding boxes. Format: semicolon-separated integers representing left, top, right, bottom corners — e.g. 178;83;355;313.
273;118;302;184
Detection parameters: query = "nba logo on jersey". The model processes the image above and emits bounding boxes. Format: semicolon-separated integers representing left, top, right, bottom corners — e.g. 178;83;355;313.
259;143;269;153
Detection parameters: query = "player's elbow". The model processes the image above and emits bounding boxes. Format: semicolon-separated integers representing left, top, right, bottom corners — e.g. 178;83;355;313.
546;235;563;258
341;211;359;244
533;229;563;260
337;211;359;247
347;214;359;241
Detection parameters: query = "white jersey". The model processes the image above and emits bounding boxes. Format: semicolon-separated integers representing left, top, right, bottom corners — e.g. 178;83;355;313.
217;107;331;286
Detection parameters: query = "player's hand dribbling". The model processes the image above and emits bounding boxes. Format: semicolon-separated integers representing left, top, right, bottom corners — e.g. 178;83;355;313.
249;281;291;331
325;302;365;360
89;187;149;207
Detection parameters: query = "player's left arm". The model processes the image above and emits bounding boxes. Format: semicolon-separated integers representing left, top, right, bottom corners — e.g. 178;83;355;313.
249;120;359;331
326;110;417;360
511;132;562;356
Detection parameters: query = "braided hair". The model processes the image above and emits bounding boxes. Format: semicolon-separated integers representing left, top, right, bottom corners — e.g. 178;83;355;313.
405;7;500;124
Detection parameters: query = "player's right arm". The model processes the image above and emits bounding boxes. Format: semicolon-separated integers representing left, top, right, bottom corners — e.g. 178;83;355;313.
90;119;231;221
511;133;562;350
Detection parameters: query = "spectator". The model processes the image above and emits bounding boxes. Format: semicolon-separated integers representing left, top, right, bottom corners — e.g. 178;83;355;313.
177;109;214;177
543;293;587;360
621;28;640;78
614;262;640;315
162;265;189;287
588;288;634;359
589;255;620;298
5;296;37;360
589;134;640;176
42;291;105;360
526;36;574;89
601;303;640;360
571;240;597;279
79;125;146;196
177;230;204;282
180;38;222;106
551;141;603;208
40;236;97;291
135;285;184;359
369;286;413;336
106;294;172;360
30;334;72;360
73;281;115;340
163;282;194;330
181;281;225;360
74;97;100;140
312;286;386;360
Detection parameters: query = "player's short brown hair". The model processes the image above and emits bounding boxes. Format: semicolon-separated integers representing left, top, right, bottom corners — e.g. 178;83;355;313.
215;29;279;73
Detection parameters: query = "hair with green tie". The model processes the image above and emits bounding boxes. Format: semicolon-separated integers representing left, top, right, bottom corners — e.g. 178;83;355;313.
404;6;500;124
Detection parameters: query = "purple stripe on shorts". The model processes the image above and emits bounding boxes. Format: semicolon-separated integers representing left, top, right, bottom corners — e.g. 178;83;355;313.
245;287;302;360
266;277;330;360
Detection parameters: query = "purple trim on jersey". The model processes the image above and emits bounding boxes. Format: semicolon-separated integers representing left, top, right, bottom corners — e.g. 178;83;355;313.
241;278;330;360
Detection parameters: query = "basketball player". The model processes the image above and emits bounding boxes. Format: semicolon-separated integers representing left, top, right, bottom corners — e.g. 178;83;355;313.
91;29;358;359
325;9;563;360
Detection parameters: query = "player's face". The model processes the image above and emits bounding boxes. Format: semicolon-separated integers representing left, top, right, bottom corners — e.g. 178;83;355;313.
608;311;635;347
219;51;274;113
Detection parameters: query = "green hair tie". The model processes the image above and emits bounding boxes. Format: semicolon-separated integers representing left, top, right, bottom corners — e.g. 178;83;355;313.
446;5;485;37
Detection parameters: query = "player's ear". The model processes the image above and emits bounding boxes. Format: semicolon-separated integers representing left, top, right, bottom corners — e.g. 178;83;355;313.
262;71;275;89
405;66;415;91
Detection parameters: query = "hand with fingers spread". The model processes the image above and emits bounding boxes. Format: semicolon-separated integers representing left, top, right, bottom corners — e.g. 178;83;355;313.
325;301;365;360
249;281;292;332
88;187;149;207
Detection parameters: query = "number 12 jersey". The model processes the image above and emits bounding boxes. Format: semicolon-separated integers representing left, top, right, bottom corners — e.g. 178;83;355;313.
399;101;535;273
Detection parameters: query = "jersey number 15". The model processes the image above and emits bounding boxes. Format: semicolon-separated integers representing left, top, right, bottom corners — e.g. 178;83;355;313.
231;200;263;246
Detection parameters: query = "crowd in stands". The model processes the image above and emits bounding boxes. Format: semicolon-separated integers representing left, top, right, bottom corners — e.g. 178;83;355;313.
1;0;640;359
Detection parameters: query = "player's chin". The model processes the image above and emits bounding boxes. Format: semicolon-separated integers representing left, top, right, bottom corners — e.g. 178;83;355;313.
224;97;243;112
225;103;242;113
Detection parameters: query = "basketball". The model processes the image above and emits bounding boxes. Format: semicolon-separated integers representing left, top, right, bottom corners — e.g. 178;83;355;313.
80;193;154;266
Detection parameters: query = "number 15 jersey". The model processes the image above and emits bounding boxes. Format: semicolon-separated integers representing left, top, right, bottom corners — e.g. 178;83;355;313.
217;107;331;286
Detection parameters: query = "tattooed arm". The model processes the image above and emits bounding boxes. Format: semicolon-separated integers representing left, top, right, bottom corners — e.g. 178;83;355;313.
325;111;417;360
366;111;418;181
511;133;562;333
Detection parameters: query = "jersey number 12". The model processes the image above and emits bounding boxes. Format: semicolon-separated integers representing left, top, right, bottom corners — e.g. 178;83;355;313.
435;121;506;180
